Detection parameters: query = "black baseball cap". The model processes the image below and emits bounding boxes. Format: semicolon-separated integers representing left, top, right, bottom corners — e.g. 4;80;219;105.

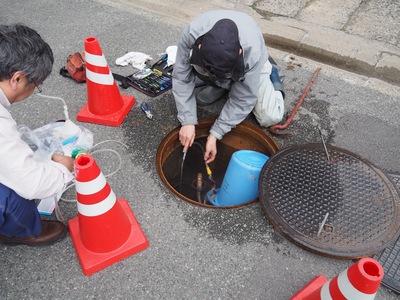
200;19;242;78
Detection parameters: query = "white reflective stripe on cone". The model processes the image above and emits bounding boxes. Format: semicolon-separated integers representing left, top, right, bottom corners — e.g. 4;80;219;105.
85;52;107;67
338;270;376;300
78;190;117;217
76;172;107;195
86;68;114;85
320;280;333;300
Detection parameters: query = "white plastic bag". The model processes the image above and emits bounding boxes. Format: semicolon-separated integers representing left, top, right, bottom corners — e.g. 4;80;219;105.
18;120;93;162
253;61;285;127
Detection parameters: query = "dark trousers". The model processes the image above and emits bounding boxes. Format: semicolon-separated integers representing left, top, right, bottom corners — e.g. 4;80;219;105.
0;183;42;238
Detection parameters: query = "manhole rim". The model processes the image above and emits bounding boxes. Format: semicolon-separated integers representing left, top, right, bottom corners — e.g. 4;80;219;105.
156;118;279;209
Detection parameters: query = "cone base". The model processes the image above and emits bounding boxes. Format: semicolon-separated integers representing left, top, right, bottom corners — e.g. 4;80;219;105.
68;198;149;276
290;275;328;300
77;94;135;127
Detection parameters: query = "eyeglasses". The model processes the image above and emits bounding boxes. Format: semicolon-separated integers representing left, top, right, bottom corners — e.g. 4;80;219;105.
34;82;42;93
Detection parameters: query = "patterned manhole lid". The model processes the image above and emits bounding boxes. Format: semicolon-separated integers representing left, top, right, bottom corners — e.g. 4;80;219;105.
259;143;400;258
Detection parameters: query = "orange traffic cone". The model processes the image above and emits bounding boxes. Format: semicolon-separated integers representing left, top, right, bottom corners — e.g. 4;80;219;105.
291;258;384;300
77;36;135;126
68;154;149;276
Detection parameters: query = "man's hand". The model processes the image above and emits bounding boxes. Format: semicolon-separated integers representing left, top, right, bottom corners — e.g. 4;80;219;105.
204;134;217;164
52;153;74;172
179;125;196;153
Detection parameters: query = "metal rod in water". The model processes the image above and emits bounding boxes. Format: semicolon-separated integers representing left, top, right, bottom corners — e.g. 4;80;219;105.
193;142;216;185
179;151;187;192
318;125;330;161
196;172;203;203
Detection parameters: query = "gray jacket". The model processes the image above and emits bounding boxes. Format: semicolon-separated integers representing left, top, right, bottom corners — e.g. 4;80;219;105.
172;10;268;139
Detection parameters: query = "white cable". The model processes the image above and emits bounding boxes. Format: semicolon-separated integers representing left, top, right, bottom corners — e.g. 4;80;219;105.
59;144;126;204
36;93;69;120
54;194;65;223
35;94;129;220
90;140;128;150
59;181;77;203
90;148;124;178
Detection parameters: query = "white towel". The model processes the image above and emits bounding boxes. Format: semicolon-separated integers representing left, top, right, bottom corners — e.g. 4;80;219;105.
166;46;178;67
115;52;153;70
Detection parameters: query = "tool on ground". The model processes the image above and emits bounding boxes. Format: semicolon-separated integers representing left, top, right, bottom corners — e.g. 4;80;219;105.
113;54;173;97
140;102;153;119
318;125;331;161
269;67;322;135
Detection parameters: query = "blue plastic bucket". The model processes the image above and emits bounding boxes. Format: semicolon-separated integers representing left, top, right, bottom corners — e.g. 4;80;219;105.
208;150;269;206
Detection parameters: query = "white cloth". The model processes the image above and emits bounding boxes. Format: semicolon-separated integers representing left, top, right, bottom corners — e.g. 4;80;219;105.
115;52;153;70
0;89;73;200
253;61;285;127
166;45;178;67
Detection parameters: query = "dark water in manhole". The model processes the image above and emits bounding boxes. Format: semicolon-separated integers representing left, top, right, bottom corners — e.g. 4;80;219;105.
156;119;279;209
163;137;237;205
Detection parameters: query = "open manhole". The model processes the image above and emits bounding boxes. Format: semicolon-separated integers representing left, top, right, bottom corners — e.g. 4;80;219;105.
156;119;278;208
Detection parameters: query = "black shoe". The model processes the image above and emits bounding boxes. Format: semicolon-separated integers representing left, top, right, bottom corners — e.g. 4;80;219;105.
0;220;67;246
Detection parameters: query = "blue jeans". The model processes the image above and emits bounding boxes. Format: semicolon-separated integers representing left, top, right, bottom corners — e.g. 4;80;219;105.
0;183;42;238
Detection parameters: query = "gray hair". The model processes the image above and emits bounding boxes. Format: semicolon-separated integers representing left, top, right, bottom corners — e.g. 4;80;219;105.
0;23;54;84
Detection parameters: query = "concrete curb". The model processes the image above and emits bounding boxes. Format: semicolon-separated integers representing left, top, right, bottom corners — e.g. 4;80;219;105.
101;0;400;86
260;17;400;86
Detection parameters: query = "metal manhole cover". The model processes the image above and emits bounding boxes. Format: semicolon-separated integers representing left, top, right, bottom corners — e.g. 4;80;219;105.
372;173;400;294
259;143;400;258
